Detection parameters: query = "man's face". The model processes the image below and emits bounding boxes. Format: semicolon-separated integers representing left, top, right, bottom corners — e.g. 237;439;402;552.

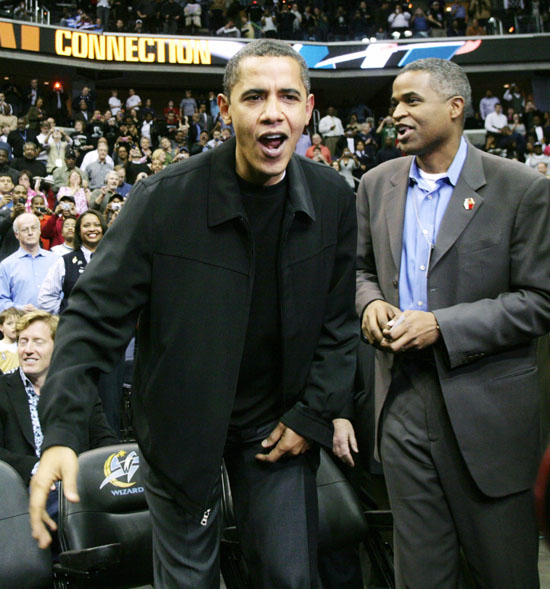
15;214;40;249
23;144;36;159
80;213;103;249
80;101;87;111
97;145;108;160
106;172;119;191
218;56;313;186
116;167;126;184
0;150;8;166
17;118;26;131
495;104;502;114
391;70;461;157
13;185;28;204
0;176;13;193
31;196;44;214
18;320;54;381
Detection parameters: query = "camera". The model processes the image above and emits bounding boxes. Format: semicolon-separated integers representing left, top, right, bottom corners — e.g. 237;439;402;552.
110;202;122;211
61;202;71;210
17;197;26;205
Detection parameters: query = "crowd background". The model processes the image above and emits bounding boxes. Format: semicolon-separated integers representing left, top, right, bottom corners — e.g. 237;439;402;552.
5;0;550;39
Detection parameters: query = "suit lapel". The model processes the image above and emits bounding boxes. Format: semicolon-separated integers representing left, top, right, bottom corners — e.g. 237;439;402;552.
430;145;487;271
6;373;36;449
384;162;410;272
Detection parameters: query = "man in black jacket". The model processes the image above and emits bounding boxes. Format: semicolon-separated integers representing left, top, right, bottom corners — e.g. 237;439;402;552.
31;39;358;587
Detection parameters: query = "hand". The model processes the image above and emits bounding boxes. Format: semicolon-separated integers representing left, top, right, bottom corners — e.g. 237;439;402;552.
332;418;358;467
380;310;440;353
54;204;63;215
13;203;26;216
22;303;37;313
30;446;79;549
362;300;400;346
255;422;310;463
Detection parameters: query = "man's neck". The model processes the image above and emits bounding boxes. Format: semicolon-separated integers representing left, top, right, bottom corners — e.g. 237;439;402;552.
21;244;40;256
25;371;46;394
415;136;461;174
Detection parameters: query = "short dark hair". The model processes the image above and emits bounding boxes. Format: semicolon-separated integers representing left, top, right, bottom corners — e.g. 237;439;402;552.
223;39;310;99
74;210;106;250
398;58;472;119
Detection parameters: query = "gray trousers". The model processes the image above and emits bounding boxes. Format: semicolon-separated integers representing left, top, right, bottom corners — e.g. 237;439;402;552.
143;420;320;588
380;355;539;589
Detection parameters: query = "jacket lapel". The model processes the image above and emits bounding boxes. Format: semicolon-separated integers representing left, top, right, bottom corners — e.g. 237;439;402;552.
385;160;411;272
7;373;36;449
430;145;487;271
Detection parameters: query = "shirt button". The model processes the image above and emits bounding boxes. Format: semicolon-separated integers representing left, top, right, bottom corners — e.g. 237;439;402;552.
423;229;428;235
428;195;433;200
420;265;426;271
418;301;424;307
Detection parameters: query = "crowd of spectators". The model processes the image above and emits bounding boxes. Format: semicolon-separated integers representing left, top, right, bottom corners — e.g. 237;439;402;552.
19;0;545;39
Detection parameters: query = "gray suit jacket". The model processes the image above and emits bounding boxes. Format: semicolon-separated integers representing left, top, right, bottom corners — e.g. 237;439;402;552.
356;144;550;498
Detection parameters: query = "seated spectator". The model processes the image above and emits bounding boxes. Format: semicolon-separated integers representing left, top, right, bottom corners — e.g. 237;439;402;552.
337;148;359;189
388;4;411;35
41;196;77;249
80;137;114;175
525;143;550;169
0;213;57;312
158;136;176;164
0;310;117;496
70;120;94;167
52;150;89;194
86;143;114;190
0;307;21;373
57;169;89;215
139;136;154;162
150;158;164;174
126;145;152;184
72;99;92;126
50;216;76;256
466;18;486;36
309;145;330;165
44;128;72;174
39;211;106;314
7;118;39;159
104;197;123;226
12;142;46;178
510;112;526;136
90;171;120;214
305;133;332;163
114;165;132;196
163;99;180;122
190;130;210;155
375;136;402;166
0;148;19;184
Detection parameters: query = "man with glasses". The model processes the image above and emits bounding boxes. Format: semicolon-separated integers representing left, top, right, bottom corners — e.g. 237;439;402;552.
0;213;56;312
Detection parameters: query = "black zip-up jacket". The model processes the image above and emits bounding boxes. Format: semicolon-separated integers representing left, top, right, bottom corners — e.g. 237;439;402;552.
39;138;358;519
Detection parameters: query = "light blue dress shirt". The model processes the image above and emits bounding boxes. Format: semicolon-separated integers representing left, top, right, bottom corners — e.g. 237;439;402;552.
0;247;57;311
399;138;468;312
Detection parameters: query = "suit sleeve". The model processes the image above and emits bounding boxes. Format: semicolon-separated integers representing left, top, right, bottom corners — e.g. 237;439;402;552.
0;398;37;484
39;180;154;454
281;184;359;447
87;397;119;448
434;173;550;369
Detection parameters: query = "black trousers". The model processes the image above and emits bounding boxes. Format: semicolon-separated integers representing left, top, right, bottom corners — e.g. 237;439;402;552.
380;356;539;589
143;420;320;588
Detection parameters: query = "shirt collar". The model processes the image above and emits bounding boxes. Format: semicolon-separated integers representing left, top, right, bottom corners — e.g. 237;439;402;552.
408;136;468;188
81;245;93;262
19;367;37;397
15;247;46;259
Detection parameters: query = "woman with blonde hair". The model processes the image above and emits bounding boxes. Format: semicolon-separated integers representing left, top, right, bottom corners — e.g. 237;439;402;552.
57;169;89;215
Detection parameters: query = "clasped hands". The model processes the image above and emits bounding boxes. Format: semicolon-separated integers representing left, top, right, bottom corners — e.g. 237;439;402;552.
362;300;440;353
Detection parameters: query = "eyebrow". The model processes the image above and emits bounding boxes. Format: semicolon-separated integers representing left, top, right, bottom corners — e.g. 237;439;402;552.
391;91;422;104
240;88;302;98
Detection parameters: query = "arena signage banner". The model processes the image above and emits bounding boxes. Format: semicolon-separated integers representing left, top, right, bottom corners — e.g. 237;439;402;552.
0;19;549;71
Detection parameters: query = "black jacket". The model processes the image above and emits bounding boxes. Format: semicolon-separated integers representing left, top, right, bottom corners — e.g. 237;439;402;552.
39;138;358;518
0;370;117;483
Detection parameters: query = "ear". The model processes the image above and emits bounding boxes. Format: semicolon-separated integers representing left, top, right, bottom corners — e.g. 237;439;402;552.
449;95;465;122
305;93;315;125
217;93;232;125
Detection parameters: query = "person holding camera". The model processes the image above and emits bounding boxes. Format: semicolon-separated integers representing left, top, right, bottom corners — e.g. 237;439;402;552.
39;210;106;314
57;170;89;215
90;171;120;214
0;184;28;261
41;196;77;249
0;212;57;312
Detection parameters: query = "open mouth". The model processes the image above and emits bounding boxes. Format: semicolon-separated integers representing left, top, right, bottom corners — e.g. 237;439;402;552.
396;125;414;141
258;133;287;156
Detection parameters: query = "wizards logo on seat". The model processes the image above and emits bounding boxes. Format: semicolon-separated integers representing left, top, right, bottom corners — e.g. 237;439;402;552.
99;450;143;495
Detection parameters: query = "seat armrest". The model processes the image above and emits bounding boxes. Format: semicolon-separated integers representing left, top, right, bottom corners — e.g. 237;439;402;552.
57;543;122;573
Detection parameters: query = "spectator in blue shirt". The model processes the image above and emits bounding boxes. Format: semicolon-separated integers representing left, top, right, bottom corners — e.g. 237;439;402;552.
0;213;57;312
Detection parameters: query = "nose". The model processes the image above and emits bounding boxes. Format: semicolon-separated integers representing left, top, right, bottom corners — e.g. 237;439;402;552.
22;340;35;355
260;94;284;123
392;101;407;121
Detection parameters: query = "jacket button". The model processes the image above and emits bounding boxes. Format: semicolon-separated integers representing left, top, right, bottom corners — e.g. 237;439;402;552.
392;280;398;288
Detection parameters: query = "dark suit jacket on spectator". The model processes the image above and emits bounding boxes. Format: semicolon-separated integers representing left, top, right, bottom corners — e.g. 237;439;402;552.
7;129;39;158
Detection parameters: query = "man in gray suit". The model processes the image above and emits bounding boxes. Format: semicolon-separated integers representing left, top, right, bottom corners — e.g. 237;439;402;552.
356;58;550;587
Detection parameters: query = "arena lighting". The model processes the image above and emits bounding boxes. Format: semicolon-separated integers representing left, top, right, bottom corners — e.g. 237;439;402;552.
509;26;515;33
53;81;62;90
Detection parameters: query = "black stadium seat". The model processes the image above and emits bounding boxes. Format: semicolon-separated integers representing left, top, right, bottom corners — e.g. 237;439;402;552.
55;444;153;588
0;460;53;588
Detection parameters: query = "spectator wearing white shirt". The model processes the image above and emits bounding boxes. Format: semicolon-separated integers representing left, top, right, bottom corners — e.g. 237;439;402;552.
80;137;115;174
108;89;122;116
479;89;500;120
484;103;507;134
125;88;142;111
318;106;345;158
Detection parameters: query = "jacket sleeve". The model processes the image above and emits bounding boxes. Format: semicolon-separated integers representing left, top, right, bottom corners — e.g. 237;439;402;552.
87;397;120;449
281;184;359;448
434;172;550;369
39;180;154;454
